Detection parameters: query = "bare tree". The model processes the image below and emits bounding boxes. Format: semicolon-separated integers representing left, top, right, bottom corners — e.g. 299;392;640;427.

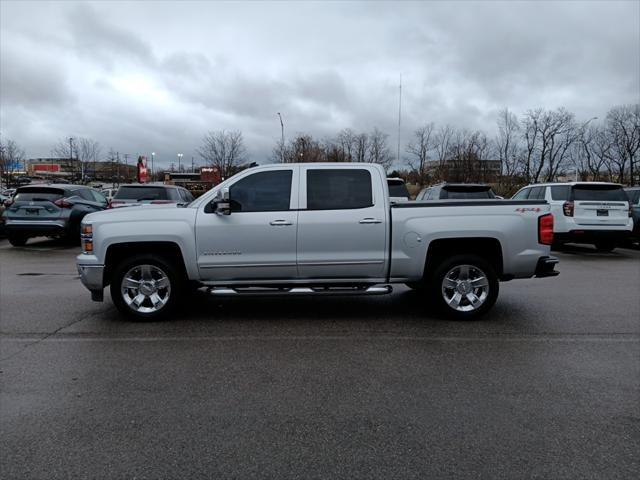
272;134;325;163
406;123;434;185
337;128;357;161
521;108;577;183
0;138;26;187
606;104;640;184
197;130;247;178
495;108;522;186
367;128;393;171
432;124;454;181
353;133;369;163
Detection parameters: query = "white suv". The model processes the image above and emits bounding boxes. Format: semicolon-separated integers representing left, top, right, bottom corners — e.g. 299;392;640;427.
512;182;632;251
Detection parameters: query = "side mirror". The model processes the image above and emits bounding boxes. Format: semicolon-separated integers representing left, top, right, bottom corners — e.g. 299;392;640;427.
211;187;231;215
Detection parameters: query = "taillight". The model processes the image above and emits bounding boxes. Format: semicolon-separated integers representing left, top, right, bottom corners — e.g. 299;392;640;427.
54;198;73;208
108;201;123;209
538;213;554;245
562;201;574;217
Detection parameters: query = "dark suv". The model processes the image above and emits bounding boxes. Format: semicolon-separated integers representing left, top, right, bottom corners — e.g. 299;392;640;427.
2;184;108;246
109;184;194;208
625;187;640;244
416;183;496;201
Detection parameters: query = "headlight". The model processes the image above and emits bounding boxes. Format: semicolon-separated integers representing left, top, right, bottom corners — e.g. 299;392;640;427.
80;223;93;254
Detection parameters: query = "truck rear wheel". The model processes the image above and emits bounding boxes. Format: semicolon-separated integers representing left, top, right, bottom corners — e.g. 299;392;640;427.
110;254;184;321
429;254;498;320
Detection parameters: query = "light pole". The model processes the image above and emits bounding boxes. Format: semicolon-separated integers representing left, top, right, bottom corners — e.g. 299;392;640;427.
68;137;74;181
151;152;155;180
277;112;285;162
177;153;183;172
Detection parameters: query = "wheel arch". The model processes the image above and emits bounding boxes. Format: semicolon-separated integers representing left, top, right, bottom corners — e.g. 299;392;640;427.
104;241;189;287
424;237;504;280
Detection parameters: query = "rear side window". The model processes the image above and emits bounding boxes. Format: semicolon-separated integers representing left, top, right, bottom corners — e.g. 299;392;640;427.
230;170;292;212
572;185;627;201
442;186;494;199
528;186;545;200
13;187;64;202
307;169;372;210
626;190;640;204
512;188;529;200
550;186;570;200
114;186;170;201
388;180;409;198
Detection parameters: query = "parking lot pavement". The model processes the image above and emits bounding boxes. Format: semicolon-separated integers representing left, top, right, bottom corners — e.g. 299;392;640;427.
1;238;639;479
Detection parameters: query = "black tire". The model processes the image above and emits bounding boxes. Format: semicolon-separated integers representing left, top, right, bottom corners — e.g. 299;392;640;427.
8;235;27;247
594;241;615;252
110;254;184;321
428;254;499;320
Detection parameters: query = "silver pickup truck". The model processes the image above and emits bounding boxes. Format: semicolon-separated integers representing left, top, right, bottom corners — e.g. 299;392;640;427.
76;163;558;321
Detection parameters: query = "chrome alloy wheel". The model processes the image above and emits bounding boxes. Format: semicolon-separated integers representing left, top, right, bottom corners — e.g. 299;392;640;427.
121;264;171;313
441;264;490;312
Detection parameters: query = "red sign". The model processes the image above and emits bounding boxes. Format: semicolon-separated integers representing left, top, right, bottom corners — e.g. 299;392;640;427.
33;164;61;172
137;156;148;183
201;166;221;185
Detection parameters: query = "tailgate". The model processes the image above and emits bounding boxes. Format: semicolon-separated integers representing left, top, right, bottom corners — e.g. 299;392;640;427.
572;185;629;226
7;188;66;221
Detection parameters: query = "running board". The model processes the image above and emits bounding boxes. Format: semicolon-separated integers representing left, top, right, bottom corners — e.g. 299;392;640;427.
207;285;392;296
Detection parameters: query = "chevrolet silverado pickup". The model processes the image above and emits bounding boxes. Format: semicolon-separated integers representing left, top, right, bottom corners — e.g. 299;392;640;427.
76;163;559;321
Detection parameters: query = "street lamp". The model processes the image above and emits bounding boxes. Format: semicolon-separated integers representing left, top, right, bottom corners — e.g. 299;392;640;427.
177;153;183;172
151;152;155;179
277;112;285;162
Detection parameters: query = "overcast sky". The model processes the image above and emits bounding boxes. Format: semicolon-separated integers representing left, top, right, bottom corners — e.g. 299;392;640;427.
1;0;638;168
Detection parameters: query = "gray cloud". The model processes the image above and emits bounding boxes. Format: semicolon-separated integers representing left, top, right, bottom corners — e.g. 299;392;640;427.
0;0;638;169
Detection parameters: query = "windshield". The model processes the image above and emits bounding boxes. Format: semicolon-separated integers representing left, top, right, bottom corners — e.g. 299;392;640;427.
443;186;495;199
572;185;627;201
388;181;409;198
14;187;65;203
114;186;171;201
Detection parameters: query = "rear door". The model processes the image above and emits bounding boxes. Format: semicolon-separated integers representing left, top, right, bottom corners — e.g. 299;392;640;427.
296;166;388;280
571;184;629;226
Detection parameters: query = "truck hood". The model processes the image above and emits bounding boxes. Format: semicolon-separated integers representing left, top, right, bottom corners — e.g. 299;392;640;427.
84;203;196;225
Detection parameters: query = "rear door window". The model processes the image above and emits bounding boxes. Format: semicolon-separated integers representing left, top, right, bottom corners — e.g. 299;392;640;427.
307;169;372;210
550;186;570;200
114;186;170;201
528;186;545;200
572;185;627;201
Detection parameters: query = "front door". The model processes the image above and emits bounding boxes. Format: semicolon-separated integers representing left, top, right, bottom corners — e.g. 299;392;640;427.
195;168;299;281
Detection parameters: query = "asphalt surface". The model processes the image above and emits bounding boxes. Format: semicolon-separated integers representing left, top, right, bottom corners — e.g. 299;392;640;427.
1;238;639;479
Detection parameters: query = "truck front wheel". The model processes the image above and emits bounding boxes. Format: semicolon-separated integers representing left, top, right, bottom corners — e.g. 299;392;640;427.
429;254;499;320
110;254;184;321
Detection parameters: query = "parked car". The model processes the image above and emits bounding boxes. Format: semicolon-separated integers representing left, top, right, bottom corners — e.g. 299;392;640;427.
77;163;558;321
2;188;16;197
512;182;632;251
0;193;9;237
416;183;497;200
3;184;108;246
109;184;194;208
387;178;410;203
624;187;640;244
101;188;118;203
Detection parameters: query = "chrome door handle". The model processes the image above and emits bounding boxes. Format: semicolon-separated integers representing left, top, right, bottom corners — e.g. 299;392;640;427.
359;218;382;224
270;219;293;226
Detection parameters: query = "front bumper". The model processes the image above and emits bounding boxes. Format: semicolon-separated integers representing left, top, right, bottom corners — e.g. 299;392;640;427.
77;263;105;301
534;256;560;278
